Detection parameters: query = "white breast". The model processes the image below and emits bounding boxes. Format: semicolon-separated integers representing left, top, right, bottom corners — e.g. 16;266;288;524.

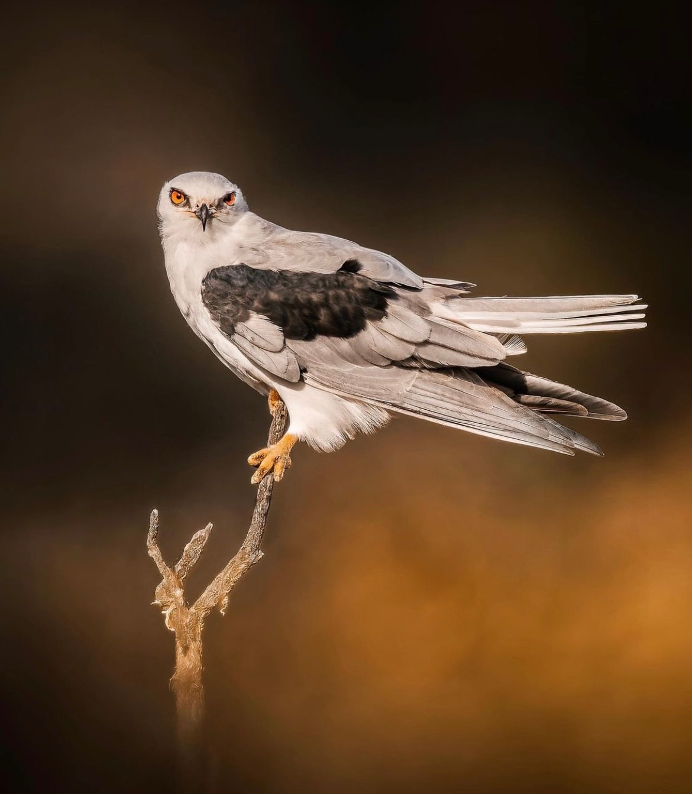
162;228;272;394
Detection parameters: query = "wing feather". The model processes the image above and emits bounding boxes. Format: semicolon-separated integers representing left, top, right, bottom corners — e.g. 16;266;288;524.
377;304;431;342
349;330;393;366
237;217;424;288
363;325;416;361
234;313;285;352
320;336;375;367
231;333;301;382
293;355;599;455
427;321;508;360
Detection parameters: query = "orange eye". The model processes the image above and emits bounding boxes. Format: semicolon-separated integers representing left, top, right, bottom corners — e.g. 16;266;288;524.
223;192;236;206
170;189;186;206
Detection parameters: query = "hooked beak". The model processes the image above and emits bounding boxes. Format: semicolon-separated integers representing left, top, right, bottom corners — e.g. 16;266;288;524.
195;203;210;231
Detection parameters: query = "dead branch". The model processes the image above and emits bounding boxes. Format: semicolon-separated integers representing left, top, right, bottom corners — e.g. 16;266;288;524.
146;398;288;773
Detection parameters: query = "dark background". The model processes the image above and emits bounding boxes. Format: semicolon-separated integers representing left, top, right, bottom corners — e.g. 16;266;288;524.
1;1;690;792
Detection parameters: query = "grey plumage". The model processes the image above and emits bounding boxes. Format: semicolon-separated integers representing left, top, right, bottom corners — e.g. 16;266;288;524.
201;262;644;455
377;304;430;343
292;349;603;456
234;313;284;352
480;363;627;420
158;171;647;458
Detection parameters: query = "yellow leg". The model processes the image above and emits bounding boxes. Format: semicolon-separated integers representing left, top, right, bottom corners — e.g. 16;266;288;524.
248;432;298;484
267;388;283;419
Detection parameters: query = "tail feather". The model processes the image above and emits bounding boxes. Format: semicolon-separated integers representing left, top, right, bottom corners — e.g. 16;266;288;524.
439;294;647;335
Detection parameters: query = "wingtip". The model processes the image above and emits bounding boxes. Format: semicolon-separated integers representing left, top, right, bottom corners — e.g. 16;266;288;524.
588;410;627;422
577;439;604;456
593;406;628;422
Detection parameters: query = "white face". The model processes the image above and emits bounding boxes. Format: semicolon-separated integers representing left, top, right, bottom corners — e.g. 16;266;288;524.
157;171;248;238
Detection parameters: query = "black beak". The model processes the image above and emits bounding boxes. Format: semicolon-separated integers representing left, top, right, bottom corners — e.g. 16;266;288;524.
195;203;210;231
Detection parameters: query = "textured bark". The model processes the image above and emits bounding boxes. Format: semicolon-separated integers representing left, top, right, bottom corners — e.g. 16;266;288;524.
146;398;288;776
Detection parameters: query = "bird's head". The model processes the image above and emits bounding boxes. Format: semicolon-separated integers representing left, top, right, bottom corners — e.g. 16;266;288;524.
157;171;248;240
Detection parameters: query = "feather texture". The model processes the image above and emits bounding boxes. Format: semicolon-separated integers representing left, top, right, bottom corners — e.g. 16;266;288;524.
234;312;284;352
299;362;600;455
479;362;627;420
159;171;646;457
441;294;647;334
377;304;431;342
231;334;301;382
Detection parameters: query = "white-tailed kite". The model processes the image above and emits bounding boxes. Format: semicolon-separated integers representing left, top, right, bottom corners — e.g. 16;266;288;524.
158;171;646;483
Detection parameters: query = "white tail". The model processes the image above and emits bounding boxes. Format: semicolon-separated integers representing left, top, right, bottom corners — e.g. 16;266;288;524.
437;294;647;334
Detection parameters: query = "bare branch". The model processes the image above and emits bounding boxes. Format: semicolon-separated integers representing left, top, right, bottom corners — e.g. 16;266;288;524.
147;509;174;585
146;397;289;777
192;399;288;617
175;523;213;581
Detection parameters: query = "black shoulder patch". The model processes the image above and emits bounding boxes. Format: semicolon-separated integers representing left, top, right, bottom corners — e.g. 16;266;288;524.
201;264;396;341
338;259;363;274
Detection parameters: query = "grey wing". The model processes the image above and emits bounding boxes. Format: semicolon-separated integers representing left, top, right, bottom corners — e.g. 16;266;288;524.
290;338;603;456
278;286;600;455
200;258;625;456
235;216;424;288
199;259;504;383
283;291;620;455
229;313;301;381
200;272;301;382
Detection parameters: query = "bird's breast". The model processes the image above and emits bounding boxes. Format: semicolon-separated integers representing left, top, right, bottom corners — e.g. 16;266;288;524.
164;240;220;319
162;239;272;395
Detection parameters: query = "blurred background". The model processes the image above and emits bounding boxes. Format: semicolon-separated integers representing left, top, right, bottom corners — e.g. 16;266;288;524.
1;1;690;792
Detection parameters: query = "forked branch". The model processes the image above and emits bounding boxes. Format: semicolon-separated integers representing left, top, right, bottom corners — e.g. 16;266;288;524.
146;398;288;768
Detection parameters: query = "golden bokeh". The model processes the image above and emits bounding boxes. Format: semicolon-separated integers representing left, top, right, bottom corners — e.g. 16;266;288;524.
2;1;689;792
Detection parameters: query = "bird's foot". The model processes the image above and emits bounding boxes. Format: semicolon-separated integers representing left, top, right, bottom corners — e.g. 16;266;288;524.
248;433;297;484
268;388;283;419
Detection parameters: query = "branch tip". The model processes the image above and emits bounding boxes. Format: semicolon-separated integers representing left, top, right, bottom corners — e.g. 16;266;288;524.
175;522;215;580
147;510;159;542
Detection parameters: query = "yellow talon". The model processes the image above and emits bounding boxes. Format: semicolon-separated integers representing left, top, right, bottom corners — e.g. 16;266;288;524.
248;432;297;484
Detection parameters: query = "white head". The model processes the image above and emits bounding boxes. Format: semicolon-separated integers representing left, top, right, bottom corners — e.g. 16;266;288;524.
157;171;248;242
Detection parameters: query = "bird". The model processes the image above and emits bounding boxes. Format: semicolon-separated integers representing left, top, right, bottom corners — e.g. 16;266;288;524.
157;171;646;484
